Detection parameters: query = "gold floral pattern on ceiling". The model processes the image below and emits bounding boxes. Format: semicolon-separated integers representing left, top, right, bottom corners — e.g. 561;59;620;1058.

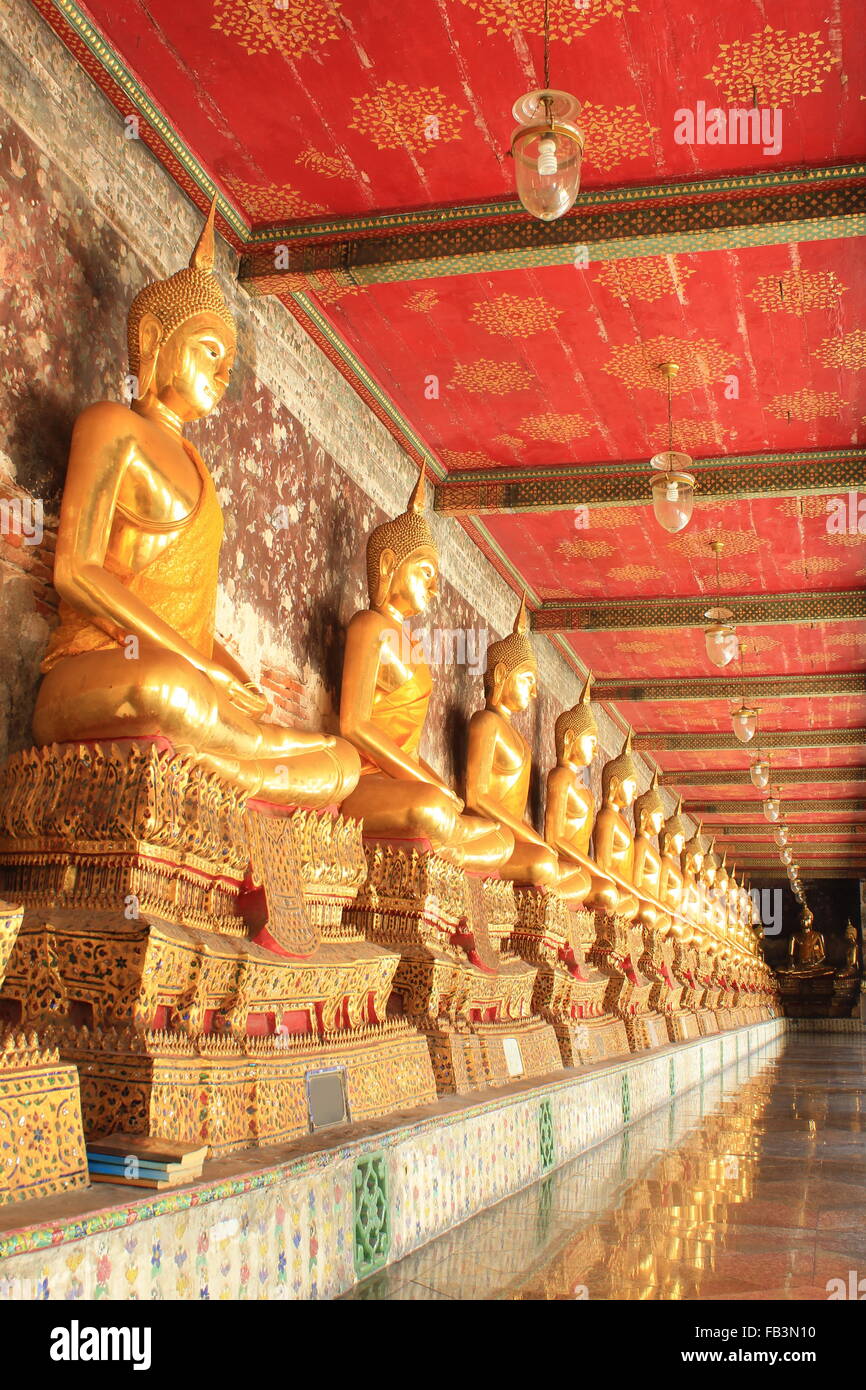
608;564;666;583
470;293;563;337
814;329;866;371
582;103;659;173
648;420;730;453
295;148;355;179
824;631;866;647
743;635;780;653
784;556;847;575
824;532;866;549
556;537;615;560
405;288;439;313
348;83;467;154
799;494;836;519
766;388;846;420
668;526;767;559
451;359;534;394
586;506;646;530
615;639;660;654
519;412;594;441
438;448;500;469
748;268;848;316
212;0;344;57
602;335;737;393
595;257;695;304
224;177;323;220
305;271;364;305
493;433;525;450
458;0;639;41
705;26;841;106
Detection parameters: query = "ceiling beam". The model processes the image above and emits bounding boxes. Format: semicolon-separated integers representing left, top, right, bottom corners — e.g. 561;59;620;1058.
687;798;866;814
662;768;865;787
636;729;865;752
239;166;866;287
535;590;865;633
592;673;866;702
436;450;866;515
751;870;864;880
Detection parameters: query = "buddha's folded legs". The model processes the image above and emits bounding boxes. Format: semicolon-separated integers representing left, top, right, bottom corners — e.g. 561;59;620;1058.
340;775;513;871
555;861;592;906
33;646;360;808
499;840;560;890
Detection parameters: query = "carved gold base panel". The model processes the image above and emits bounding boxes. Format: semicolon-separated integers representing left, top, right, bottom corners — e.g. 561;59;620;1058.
587;912;668;1053
511;891;628;1066
344;844;563;1095
0;1031;88;1204
697;1009;721;1035
46;1019;434;1154
666;1011;702;1043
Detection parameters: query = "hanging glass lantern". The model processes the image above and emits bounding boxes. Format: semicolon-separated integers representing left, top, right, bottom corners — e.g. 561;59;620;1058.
780;847;793;865
763;789;781;822
705;607;739;668
773;825;789;847
750;754;771;788
511;90;584;222
649;363;695;533
732;703;758;743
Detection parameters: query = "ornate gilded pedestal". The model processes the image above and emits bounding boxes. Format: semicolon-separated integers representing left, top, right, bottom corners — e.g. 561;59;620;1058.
344;842;563;1094
695;953;722;1035
587;911;668;1052
830;969;860;1018
776;966;836;1018
667;940;703;1041
0;899;88;1204
511;889;629;1065
640;927;696;1045
0;743;436;1153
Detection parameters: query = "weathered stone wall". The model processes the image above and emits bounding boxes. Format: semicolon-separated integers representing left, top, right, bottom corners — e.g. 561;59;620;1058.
0;0;673;832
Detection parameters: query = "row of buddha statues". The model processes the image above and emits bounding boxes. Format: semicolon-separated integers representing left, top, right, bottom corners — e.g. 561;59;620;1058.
0;203;778;1192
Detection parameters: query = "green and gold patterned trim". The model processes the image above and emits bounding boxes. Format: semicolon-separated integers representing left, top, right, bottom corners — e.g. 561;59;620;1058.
683;797;866;814
535;590;866;633
593;673;866;702
663;768;865;787
640;729;865;753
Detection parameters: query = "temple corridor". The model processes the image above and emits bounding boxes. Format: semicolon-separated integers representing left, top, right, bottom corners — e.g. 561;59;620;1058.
344;1034;866;1301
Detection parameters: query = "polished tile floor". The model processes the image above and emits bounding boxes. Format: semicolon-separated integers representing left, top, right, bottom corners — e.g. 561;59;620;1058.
344;1034;866;1301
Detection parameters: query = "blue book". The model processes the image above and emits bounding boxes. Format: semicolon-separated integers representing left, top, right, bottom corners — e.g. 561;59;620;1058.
87;1157;181;1177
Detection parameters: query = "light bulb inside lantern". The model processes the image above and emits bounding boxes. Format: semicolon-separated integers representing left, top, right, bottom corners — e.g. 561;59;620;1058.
537;134;558;176
650;452;695;534
764;795;781;822
732;704;757;743
773;826;788;846
780;847;793;864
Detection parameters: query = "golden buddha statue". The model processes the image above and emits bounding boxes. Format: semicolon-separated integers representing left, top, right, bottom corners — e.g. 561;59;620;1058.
631;770;671;933
842;920;860;975
339;472;512;870
785;907;827;974
590;729;640;920
543;672;618;909
465;597;587;894
658;796;687;931
680;822;706;934
34;201;358;808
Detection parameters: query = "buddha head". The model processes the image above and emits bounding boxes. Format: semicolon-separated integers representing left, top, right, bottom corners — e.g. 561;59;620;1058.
683;820;706;875
484;594;537;713
702;838;718;888
633;768;665;836
601;728;638;810
660;795;686;859
366;468;438;616
716;851;730;897
800;906;814;930
554;671;598;768
128;198;237;421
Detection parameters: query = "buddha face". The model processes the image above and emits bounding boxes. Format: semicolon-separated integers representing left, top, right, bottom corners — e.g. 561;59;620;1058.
665;828;685;858
564;727;597;767
617;773;638;808
383;546;439;618
498;661;537;713
641;806;664;836
146;312;236;421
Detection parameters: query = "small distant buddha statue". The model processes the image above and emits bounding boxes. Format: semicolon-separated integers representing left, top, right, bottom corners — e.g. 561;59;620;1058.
680;822;706;934
34;200;359;808
465;597;587;894
543;672;618;909
339;471;512;870
786;907;827;974
591;729;641;921
632;770;671;933
841;920;861;976
658;797;687;931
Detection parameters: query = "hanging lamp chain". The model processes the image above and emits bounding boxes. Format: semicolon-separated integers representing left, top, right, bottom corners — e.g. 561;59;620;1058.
543;0;551;92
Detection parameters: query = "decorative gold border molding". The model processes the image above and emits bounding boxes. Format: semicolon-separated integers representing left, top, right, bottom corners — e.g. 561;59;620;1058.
536;591;866;633
638;729;865;752
593;674;866;701
663;768;865;787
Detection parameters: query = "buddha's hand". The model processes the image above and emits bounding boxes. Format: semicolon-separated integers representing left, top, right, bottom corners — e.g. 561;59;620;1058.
443;787;464;812
208;663;269;718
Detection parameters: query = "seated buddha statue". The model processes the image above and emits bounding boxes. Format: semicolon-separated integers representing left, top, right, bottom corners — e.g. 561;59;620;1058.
680;823;706;936
543;672;619;910
658;797;687;934
34;201;359;808
632;770;671;933
841;920;861;976
590;729;641;921
785;908;827;974
464;597;587;895
339;472;512;871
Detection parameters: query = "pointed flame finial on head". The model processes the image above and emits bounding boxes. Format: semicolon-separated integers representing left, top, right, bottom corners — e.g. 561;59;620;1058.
407;464;426;514
514;590;529;636
190;195;218;274
621;726;633;755
580;669;593;704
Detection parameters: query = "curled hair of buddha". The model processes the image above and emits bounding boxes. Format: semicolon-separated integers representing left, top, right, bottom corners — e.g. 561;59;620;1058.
554;670;597;759
366;467;436;607
633;768;664;829
683;818;707;861
127;197;237;377
660;794;686;855
601;726;637;801
484;592;535;695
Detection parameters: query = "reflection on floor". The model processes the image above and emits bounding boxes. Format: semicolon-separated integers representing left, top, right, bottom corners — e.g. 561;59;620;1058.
343;1035;866;1301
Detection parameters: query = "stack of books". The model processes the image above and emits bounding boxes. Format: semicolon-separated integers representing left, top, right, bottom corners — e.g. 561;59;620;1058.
86;1134;209;1189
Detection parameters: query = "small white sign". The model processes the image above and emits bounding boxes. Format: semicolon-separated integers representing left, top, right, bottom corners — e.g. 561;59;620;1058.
503;1036;524;1077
